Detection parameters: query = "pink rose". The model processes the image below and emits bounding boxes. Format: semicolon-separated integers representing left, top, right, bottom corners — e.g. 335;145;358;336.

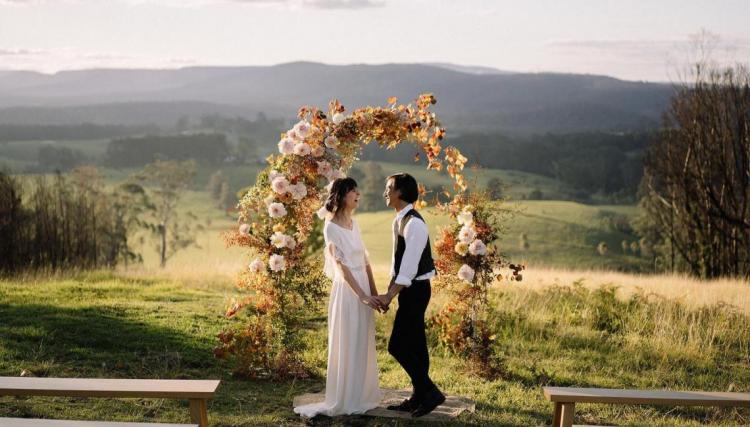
268;202;287;218
278;138;294;155
271;176;290;194
293;142;311;156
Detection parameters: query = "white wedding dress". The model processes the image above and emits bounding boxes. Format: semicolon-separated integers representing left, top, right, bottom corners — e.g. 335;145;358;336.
293;219;382;417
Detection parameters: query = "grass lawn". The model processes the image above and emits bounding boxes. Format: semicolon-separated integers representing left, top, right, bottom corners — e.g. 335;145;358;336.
1;269;749;426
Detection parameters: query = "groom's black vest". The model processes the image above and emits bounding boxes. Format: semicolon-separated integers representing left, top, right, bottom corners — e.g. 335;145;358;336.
393;209;435;279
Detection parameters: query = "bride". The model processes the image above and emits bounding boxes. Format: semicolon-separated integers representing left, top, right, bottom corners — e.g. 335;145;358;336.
294;177;385;417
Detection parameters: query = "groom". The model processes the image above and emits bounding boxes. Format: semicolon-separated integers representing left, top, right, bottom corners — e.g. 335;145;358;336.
376;173;446;417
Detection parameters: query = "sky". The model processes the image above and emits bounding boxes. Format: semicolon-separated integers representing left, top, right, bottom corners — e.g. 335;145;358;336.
0;0;748;82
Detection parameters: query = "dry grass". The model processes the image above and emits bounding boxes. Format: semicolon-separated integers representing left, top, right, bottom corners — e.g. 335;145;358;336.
514;266;750;315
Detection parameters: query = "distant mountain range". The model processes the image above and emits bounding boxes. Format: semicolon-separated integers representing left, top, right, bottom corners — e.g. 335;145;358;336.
0;62;676;134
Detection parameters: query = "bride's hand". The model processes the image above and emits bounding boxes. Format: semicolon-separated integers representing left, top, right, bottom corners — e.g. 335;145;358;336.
360;296;385;312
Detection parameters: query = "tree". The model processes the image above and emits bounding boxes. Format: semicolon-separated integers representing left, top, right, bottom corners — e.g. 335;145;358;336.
134;159;200;267
217;181;237;212
639;64;750;278
206;170;226;200
486;177;503;200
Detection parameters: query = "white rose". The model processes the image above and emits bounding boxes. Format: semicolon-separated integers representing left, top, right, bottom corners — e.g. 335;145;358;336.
286;129;299;141
270;231;288;248
469;239;487;256
268;254;286;272
238;223;251;236
457;264;475;282
278;137;295;155
285;235;297;249
293;142;311;156
248;258;264;274
290;183;307;200
457;210;473;225
268;202;287;218
324;135;339;148
311;145;325;157
332;113;345;125
271;176;290;194
454;241;469;256
294;120;311;138
458;225;476;243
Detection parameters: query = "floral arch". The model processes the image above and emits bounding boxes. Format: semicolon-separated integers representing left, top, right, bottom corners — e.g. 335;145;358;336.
215;94;519;378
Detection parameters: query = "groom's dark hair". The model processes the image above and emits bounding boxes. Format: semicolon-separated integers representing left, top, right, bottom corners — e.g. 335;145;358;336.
387;173;419;204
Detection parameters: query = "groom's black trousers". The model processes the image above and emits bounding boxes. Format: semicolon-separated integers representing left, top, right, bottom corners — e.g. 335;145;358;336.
388;279;436;399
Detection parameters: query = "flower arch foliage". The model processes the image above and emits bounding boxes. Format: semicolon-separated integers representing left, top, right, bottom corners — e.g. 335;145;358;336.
214;94;520;378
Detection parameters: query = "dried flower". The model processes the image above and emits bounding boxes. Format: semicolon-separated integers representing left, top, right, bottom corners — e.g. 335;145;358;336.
278;138;294;155
454;241;469;256
469;239;487;256
289;183;307;200
457;264;475;282
248;258;264;273
311;145;325;157
458;224;476;243
268;254;286;272
270;231;288;248
457;210;473;225
268;202;287;218
271;176;290;194
293;142;311;156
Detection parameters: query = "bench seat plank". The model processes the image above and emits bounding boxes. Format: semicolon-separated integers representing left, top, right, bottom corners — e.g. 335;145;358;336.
544;387;750;407
0;419;197;427
0;377;219;399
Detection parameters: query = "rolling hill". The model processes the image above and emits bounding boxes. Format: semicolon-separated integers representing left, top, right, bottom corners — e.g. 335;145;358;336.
0;62;674;134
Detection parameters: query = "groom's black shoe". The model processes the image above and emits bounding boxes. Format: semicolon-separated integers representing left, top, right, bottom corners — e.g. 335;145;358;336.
411;387;445;418
387;396;420;412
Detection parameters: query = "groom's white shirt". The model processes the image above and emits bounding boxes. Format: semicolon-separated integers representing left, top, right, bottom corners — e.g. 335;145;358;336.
391;203;436;287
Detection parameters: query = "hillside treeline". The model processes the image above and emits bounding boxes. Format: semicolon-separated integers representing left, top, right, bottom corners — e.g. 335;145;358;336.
361;131;651;200
0;123;157;142
104;133;230;167
0;167;146;273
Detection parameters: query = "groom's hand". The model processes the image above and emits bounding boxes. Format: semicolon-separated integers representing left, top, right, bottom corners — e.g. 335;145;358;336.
374;294;392;311
361;296;386;313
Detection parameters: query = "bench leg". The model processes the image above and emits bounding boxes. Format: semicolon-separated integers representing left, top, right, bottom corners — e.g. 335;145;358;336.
189;398;209;427
552;402;563;426
559;402;575;427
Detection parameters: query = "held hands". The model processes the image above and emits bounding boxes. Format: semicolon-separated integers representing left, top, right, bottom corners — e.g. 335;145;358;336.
360;295;387;313
373;293;393;312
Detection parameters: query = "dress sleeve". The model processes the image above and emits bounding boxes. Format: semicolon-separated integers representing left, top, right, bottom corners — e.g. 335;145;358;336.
323;223;346;279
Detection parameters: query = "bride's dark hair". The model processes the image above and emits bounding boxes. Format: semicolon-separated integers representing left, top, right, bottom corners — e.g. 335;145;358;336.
325;177;358;215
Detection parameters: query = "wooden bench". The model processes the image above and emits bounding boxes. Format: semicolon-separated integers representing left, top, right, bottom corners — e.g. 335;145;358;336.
0;419;197;427
543;386;750;427
0;377;220;427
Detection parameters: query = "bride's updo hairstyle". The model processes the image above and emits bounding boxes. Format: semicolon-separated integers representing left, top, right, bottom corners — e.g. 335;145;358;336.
325;177;358;216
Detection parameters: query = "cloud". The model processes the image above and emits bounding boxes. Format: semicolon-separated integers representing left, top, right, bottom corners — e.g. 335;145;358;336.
0;46;199;72
546;34;750;64
112;0;384;9
0;47;46;56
